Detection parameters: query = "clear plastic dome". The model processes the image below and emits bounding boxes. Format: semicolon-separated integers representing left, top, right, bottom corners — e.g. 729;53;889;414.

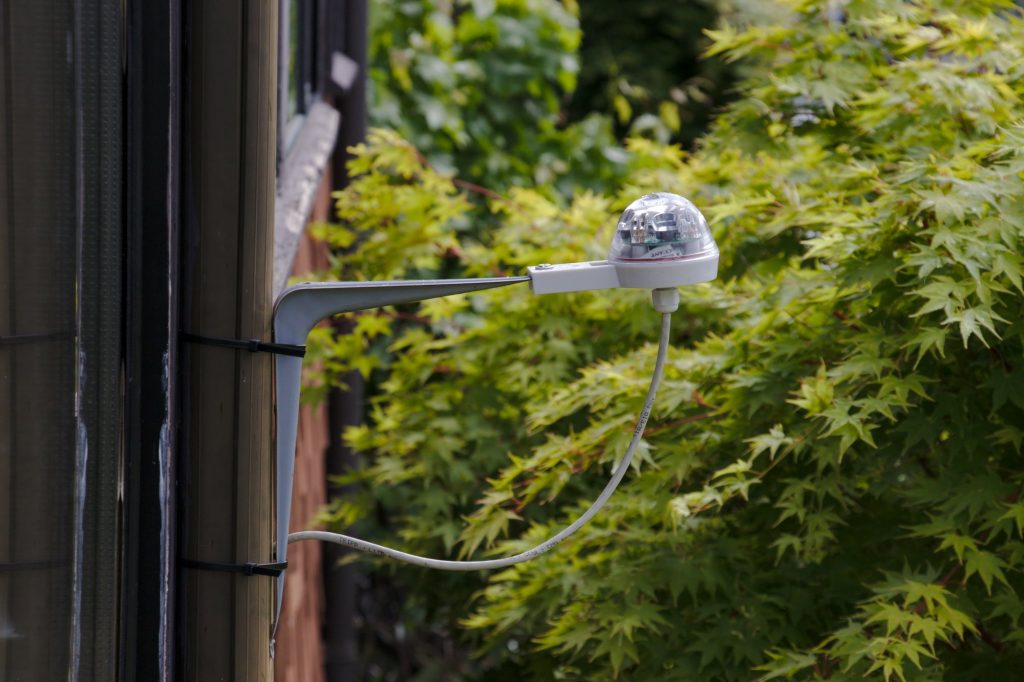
608;193;716;262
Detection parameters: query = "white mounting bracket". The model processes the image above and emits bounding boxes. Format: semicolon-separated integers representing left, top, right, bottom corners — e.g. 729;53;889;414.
270;276;529;632
268;247;718;642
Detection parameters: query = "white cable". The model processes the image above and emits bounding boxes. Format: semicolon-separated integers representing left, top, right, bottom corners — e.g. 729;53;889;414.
288;311;672;570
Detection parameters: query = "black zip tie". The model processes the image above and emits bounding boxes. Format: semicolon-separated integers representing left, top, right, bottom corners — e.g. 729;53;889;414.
0;332;68;346
0;560;64;572
181;332;305;358
181;558;288;577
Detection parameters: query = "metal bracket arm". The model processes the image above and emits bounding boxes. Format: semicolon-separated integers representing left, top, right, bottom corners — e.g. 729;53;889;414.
271;276;529;623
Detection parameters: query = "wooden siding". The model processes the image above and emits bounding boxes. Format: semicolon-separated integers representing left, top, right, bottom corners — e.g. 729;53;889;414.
274;166;334;682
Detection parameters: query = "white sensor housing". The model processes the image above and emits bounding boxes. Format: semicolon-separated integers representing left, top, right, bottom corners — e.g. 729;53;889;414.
529;192;718;294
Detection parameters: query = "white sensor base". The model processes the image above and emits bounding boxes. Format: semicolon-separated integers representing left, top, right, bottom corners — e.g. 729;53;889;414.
614;250;718;289
528;250;718;295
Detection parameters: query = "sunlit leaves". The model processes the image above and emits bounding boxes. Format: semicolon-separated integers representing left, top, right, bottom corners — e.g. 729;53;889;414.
314;0;1024;679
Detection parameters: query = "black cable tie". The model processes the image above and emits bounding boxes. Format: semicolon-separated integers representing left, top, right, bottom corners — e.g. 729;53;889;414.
181;558;288;577
181;332;305;358
0;331;68;346
0;559;64;572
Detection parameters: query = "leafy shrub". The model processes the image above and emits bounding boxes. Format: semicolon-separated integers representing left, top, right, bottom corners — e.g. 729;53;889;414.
369;0;625;195
318;0;1024;679
568;0;733;146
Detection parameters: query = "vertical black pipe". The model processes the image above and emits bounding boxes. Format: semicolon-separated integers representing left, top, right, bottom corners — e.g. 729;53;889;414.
323;371;365;682
324;3;368;680
122;0;181;680
332;0;368;188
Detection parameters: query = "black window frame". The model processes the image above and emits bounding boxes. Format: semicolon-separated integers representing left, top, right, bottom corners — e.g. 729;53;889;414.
272;0;343;297
278;0;328;158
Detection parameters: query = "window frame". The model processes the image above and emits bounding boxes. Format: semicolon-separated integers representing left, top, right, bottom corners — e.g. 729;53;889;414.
273;0;343;297
277;0;328;158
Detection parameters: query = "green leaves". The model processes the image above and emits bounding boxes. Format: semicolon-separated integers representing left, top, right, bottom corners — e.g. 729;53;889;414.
369;0;626;195
903;327;947;366
312;0;1024;678
747;425;793;459
964;549;1010;595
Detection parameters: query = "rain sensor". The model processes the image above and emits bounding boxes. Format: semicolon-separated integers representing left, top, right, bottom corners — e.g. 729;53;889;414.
270;192;718;642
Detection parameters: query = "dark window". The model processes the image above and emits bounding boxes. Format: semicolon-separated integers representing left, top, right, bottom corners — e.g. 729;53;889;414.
279;0;322;154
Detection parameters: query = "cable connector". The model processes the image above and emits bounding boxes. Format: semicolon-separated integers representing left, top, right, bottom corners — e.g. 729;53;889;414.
651;287;680;313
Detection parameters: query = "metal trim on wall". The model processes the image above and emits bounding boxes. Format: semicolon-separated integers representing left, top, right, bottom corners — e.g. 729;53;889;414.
273;100;340;298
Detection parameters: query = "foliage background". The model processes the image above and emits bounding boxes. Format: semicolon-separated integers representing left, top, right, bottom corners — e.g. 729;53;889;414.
310;0;1024;679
